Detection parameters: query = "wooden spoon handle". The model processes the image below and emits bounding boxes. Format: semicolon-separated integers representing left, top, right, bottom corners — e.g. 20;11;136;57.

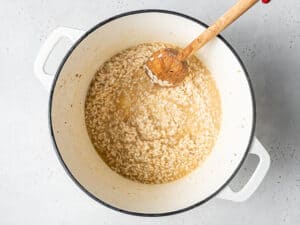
177;0;259;61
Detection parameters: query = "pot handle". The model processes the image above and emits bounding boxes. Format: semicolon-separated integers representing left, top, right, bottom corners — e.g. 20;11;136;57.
217;137;270;202
34;27;85;91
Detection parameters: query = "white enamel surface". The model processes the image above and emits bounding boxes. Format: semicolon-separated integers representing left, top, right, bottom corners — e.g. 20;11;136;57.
51;12;254;214
33;27;85;91
218;138;270;202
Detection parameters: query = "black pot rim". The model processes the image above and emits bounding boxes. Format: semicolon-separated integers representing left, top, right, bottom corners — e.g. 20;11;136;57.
48;9;256;217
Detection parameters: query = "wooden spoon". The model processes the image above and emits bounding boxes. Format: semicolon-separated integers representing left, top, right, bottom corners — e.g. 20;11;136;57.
146;0;260;86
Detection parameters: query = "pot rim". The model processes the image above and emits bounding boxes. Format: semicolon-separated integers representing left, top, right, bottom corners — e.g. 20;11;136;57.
48;9;256;217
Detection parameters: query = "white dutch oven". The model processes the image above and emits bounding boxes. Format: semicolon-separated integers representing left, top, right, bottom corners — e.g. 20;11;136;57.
34;10;270;216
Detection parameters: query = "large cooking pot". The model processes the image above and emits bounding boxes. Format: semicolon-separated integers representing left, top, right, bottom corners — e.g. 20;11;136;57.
34;10;270;216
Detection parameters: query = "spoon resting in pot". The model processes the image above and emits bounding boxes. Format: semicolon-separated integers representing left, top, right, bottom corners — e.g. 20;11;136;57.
146;0;269;86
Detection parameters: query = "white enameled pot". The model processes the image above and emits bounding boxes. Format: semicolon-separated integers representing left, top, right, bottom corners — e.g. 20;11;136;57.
34;10;270;216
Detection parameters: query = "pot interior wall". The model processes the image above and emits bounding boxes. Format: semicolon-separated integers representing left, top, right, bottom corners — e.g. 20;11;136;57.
51;12;254;214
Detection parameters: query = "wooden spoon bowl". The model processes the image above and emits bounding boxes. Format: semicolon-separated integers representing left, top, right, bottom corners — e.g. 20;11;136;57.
146;48;187;86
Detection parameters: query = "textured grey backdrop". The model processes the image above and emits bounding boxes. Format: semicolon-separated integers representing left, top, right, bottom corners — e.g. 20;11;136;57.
0;0;299;224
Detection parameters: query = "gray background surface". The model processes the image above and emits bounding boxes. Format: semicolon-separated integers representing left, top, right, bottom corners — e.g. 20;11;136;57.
0;0;299;224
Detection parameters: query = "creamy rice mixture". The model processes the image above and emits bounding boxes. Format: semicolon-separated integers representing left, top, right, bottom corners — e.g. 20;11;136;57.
85;43;221;184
